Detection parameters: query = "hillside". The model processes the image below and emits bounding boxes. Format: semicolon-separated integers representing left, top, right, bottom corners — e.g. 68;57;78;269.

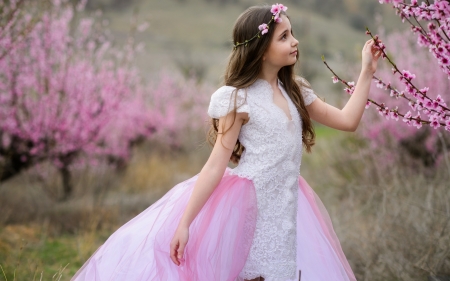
89;0;404;102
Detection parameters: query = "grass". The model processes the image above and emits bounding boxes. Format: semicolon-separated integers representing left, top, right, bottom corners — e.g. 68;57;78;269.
0;225;77;280
314;123;345;139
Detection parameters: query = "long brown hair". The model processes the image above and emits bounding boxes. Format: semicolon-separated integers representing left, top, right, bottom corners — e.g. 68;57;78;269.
207;5;315;164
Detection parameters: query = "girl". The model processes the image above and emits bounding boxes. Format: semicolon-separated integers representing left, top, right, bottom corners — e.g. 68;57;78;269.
72;4;381;281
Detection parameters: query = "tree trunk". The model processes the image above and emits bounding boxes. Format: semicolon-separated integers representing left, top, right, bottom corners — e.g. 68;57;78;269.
60;165;72;201
0;139;38;182
0;153;32;182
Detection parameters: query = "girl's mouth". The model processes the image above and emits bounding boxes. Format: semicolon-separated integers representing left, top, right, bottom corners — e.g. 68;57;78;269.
290;50;297;55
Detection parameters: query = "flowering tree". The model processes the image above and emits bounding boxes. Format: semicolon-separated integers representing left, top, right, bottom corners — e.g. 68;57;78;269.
323;0;450;134
0;0;149;199
0;0;210;200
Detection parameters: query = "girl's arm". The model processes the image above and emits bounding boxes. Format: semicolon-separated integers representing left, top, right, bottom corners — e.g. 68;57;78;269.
170;111;248;266
307;69;372;132
306;39;381;132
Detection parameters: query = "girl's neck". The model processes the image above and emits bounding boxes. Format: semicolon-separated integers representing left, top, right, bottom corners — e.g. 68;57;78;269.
258;65;281;88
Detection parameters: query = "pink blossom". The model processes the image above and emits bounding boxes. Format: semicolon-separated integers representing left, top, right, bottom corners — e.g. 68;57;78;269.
376;80;384;88
271;4;281;15
420;87;429;95
445;124;450;131
377;106;384;116
401;70;416;80
392;0;403;7
429;115;441;129
413;114;423;129
424;99;434;109
278;4;288;12
383;107;391;119
440;56;450;66
332;76;339;83
446;119;450;131
274;14;282;23
271;3;287;14
259;23;269;35
270;4;287;23
403;110;412;122
344;87;354;95
390;110;399;121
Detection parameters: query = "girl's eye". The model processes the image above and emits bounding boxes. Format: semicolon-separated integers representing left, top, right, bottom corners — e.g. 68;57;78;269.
282;34;287;40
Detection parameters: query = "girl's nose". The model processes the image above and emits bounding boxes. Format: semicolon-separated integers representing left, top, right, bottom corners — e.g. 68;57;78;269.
292;38;299;47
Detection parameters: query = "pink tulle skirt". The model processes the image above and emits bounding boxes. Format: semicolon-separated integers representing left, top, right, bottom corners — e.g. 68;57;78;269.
71;168;356;281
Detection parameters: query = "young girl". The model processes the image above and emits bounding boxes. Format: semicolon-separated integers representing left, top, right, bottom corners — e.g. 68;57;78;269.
72;4;381;281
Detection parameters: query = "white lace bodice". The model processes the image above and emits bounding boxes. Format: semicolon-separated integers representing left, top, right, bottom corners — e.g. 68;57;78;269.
207;78;317;281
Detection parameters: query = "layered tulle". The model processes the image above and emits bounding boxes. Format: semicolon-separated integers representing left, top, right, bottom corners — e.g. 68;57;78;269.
295;176;357;281
72;168;356;281
71;168;258;281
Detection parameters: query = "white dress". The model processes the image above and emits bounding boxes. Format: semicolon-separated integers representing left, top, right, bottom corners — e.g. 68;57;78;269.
208;78;317;280
72;77;357;281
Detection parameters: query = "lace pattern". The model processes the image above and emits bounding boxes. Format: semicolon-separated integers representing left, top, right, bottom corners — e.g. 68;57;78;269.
207;86;250;119
207;78;318;281
297;76;318;106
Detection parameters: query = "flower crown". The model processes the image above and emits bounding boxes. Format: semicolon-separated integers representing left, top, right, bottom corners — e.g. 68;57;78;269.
233;3;288;50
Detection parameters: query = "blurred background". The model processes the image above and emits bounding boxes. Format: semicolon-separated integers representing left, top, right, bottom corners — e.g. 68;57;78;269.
0;0;448;280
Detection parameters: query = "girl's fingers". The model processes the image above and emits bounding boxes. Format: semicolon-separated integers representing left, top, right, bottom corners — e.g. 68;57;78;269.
170;241;180;265
178;242;186;261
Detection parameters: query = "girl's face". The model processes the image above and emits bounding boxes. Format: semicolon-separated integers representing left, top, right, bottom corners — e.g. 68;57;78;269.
263;15;299;69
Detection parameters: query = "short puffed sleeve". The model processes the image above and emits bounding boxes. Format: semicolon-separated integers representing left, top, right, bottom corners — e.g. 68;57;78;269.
297;77;318;106
207;86;250;119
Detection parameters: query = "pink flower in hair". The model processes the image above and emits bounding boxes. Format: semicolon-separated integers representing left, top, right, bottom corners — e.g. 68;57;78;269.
271;3;288;23
278;3;288;11
274;13;282;23
271;4;281;14
259;23;269;35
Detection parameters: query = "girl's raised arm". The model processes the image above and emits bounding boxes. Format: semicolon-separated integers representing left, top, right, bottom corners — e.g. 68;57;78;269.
306;39;382;132
169;111;248;266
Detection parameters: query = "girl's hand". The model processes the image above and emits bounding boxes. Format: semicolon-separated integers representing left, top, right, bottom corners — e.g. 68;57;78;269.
362;38;382;75
170;225;189;266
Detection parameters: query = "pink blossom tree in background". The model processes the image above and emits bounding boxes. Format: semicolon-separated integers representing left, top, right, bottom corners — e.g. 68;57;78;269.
147;72;213;149
322;0;450;166
0;0;210;200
